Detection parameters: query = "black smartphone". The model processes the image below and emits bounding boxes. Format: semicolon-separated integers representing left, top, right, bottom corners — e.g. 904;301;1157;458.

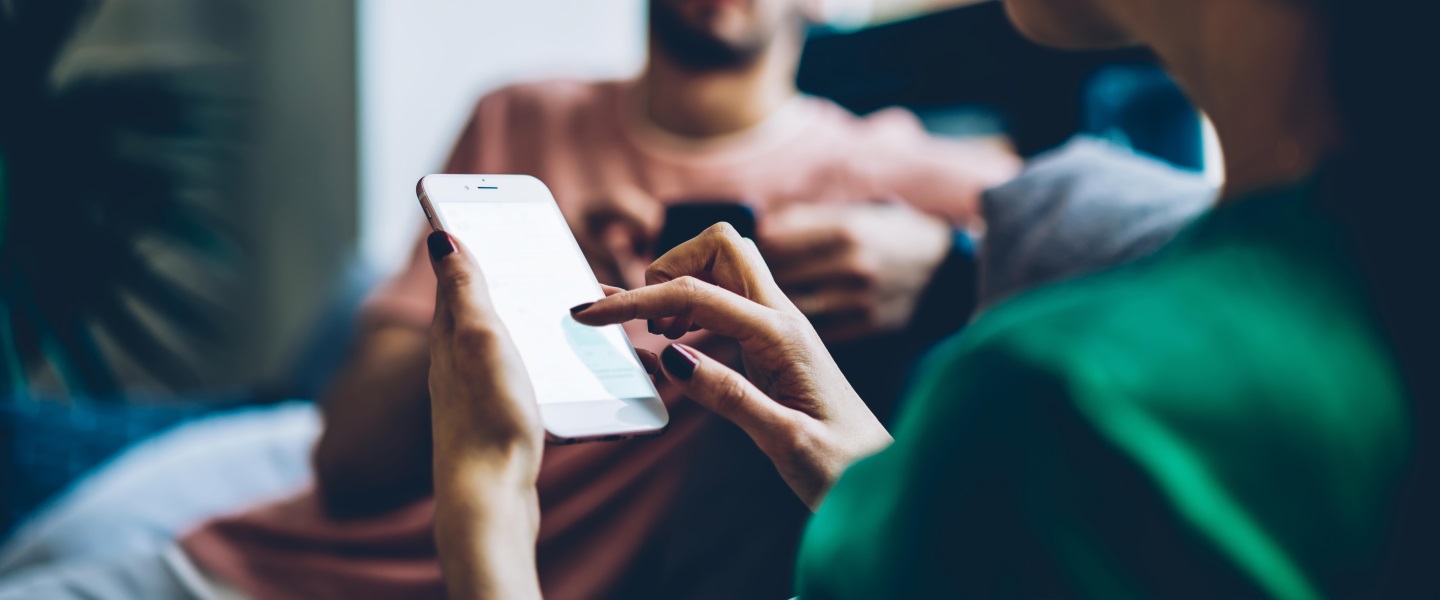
655;202;757;256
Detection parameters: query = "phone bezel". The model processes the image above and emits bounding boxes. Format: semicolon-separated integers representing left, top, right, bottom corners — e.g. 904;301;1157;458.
417;174;669;444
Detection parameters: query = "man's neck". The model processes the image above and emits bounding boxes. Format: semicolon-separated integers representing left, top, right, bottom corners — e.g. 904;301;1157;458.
1145;1;1344;200
639;33;802;139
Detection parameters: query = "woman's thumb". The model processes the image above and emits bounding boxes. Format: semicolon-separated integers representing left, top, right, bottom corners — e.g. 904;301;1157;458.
427;230;491;329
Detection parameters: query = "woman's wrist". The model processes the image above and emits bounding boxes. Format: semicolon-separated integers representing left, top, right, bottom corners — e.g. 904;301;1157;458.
430;389;545;494
433;462;542;600
433;442;542;498
433;469;539;534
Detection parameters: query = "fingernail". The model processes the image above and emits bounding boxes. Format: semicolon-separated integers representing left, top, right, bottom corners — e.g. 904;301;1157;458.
569;302;594;315
648;320;663;335
661;344;699;380
427;231;456;261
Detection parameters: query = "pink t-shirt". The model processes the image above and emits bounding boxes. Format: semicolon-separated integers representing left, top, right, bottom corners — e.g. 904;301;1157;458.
182;79;1017;600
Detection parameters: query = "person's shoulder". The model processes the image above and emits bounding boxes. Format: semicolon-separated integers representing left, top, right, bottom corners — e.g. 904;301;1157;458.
920;258;1208;414
977;137;1216;308
468;79;618;121
930;220;1402;419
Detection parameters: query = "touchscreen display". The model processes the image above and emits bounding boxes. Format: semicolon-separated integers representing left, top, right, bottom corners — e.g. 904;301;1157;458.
433;199;658;405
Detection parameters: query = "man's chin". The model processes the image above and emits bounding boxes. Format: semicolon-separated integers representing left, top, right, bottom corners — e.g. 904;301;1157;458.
651;0;765;70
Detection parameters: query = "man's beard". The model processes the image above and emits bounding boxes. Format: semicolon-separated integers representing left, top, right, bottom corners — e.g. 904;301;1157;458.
649;1;767;71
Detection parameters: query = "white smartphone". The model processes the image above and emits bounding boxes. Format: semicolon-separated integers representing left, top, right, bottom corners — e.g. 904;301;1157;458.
417;174;668;444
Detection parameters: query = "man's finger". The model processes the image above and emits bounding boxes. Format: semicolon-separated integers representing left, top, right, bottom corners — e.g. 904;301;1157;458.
585;187;664;246
790;287;871;319
658;344;793;441
757;202;836;238
759;226;849;272
812;316;879;344
771;252;863;288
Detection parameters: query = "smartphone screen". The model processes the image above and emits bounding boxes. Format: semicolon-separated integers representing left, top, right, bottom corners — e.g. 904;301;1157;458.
423;177;660;409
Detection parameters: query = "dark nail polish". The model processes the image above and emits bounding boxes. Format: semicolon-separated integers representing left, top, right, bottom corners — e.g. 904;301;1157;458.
661;344;699;380
648;320;663;335
427;231;456;261
569;302;594;315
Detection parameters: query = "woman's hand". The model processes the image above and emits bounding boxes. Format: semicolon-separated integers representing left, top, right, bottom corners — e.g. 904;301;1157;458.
425;230;543;600
427;230;544;485
571;224;893;511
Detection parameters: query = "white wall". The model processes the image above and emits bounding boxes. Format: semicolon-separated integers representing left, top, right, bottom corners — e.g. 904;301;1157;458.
358;0;647;275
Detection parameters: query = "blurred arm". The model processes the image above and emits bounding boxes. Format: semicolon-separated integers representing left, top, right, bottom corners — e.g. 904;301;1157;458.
312;324;434;519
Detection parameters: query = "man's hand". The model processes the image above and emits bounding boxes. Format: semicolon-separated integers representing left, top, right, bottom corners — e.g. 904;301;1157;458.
760;202;954;342
568;186;664;289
